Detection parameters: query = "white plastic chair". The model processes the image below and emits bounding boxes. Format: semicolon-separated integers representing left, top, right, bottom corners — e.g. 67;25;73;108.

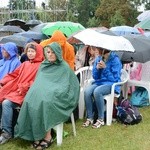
104;69;129;125
75;66;93;119
124;61;150;103
75;68;129;125
53;113;76;146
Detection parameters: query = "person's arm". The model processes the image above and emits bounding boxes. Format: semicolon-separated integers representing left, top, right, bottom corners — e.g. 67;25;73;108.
0;63;22;86
92;56;103;80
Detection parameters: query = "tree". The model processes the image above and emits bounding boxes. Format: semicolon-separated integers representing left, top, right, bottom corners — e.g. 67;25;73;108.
95;0;138;27
110;10;126;27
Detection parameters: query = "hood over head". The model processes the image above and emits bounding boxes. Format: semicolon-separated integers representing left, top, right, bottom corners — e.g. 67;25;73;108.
40;30;66;48
44;42;63;64
24;42;44;63
1;42;18;59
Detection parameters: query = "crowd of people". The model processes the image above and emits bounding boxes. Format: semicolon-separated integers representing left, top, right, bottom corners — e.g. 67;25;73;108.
0;29;141;149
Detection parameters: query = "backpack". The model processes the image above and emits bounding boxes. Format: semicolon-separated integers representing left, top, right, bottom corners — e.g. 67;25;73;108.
130;87;149;107
116;98;142;125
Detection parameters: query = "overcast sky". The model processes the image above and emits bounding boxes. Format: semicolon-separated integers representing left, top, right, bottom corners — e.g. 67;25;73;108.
0;0;42;7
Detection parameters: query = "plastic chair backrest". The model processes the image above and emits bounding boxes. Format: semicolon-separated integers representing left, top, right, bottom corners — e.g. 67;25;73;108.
141;61;150;81
75;66;93;87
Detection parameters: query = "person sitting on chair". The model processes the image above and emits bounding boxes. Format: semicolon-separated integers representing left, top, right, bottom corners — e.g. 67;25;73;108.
0;42;21;80
82;49;122;128
15;42;80;149
0;42;44;144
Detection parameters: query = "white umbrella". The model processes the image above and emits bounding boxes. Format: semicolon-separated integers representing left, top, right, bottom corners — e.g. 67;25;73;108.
73;29;135;52
137;10;150;21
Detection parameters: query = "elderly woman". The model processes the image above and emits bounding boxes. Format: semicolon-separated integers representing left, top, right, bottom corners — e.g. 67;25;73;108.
15;42;80;149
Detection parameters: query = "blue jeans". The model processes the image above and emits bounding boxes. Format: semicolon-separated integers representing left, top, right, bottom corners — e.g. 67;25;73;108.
84;84;111;120
0;99;18;136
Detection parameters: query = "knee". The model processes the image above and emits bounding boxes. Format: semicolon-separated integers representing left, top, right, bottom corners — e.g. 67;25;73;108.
2;99;11;107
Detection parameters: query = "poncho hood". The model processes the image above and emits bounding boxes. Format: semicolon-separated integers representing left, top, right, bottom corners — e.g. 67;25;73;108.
1;42;18;59
44;42;62;64
30;43;44;63
40;30;66;47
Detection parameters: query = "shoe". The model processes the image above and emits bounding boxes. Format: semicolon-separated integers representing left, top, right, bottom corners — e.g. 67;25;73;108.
0;131;12;144
36;138;53;149
82;119;93;127
92;119;104;128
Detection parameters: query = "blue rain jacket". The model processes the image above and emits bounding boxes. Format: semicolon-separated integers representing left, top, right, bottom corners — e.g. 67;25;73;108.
0;42;21;80
92;52;122;94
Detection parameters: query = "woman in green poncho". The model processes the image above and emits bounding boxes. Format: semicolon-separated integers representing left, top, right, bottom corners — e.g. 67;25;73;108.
15;42;80;149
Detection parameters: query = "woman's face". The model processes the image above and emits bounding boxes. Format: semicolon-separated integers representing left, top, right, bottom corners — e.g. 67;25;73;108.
45;47;57;63
2;49;10;59
26;48;36;60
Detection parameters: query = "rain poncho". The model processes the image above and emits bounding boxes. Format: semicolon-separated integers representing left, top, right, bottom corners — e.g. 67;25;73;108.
40;30;75;70
0;43;44;105
92;52;122;94
0;42;21;80
15;42;80;141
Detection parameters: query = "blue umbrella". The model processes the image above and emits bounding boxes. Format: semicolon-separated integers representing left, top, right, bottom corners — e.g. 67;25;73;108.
15;31;48;40
0;35;33;47
110;25;141;36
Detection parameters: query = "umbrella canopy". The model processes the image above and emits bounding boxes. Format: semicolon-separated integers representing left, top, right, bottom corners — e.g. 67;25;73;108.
117;35;150;63
0;35;33;47
137;10;150;21
14;31;48;41
110;25;141;36
4;19;29;31
30;23;50;33
0;25;24;33
26;19;43;27
42;21;85;37
134;18;150;30
69;28;135;52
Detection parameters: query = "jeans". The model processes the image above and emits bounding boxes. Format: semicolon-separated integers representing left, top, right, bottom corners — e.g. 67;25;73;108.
0;99;18;136
84;84;111;120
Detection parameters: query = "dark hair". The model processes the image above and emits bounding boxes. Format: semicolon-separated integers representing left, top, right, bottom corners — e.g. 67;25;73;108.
24;42;36;53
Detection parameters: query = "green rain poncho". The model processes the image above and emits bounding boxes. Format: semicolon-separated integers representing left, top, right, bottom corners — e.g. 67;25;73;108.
15;42;80;141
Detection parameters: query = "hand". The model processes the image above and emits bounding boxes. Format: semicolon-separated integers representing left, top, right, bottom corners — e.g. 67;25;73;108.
96;60;106;69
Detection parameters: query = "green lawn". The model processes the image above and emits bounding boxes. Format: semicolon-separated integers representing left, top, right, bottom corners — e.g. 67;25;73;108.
1;106;150;150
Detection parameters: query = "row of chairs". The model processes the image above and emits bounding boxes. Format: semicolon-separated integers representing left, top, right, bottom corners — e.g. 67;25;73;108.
48;61;150;146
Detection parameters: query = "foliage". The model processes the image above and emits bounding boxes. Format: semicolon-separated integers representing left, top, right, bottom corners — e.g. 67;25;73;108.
1;106;150;150
110;10;126;27
86;17;101;27
95;0;139;28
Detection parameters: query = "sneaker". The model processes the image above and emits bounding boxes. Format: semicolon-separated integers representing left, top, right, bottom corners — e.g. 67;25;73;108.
82;119;93;127
0;131;12;144
92;119;104;128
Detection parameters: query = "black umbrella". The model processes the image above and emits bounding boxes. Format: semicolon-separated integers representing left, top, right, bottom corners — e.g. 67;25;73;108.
117;35;150;63
4;19;29;31
26;20;43;27
15;31;48;40
0;25;25;33
0;35;33;47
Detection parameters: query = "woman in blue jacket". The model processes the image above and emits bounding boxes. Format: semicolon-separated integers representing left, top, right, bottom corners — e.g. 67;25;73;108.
82;49;122;128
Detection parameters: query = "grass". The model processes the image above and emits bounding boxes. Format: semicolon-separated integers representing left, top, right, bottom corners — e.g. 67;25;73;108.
1;106;150;150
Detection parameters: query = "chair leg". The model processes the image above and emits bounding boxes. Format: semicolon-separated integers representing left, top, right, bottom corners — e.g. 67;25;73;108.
56;123;63;146
106;98;113;126
78;87;85;119
71;113;76;136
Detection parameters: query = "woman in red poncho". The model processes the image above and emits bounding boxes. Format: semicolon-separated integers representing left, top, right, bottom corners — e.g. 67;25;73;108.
0;42;44;144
